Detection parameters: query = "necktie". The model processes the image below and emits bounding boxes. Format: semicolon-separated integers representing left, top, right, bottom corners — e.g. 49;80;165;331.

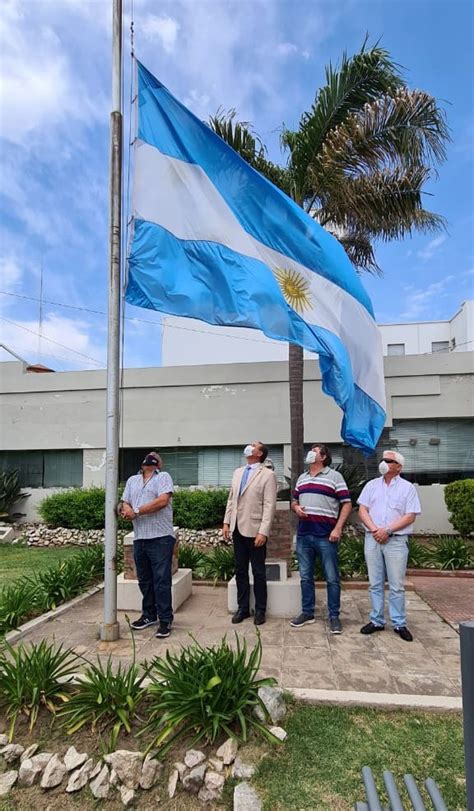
239;465;252;496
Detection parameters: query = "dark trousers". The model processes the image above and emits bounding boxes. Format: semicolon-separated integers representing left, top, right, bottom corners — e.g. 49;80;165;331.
133;536;175;624
233;526;267;614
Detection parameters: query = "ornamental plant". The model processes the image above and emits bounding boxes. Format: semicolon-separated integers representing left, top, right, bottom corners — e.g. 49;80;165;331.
444;479;474;537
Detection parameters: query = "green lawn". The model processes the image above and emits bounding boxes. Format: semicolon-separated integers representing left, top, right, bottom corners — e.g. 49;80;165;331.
253;703;466;811
0;544;81;586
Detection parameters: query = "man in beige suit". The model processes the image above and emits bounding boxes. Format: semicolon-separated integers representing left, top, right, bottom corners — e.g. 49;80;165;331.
223;441;277;625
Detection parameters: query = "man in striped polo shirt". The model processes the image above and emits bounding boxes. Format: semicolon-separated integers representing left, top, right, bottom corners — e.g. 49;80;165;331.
290;444;352;634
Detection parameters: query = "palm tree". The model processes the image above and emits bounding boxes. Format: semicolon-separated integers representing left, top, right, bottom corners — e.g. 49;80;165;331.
209;41;449;484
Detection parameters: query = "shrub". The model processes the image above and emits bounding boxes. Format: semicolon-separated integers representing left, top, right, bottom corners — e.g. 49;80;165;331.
0;470;29;522
200;546;235;582
444;479;474;537
0;578;42;634
59;656;147;751
407;537;430;568
140;634;278;755
423;536;474;570
338;536;367;578
0;639;77;739
178;544;205;574
173;489;229;529
39;486;229;531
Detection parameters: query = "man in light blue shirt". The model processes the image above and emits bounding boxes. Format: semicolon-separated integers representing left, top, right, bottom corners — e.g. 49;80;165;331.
120;452;175;639
357;450;421;642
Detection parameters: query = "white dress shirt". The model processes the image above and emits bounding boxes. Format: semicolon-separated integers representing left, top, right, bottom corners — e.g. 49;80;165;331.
357;475;421;534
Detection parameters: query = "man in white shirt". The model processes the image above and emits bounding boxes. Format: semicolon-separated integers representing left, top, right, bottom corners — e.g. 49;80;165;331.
357;450;421;642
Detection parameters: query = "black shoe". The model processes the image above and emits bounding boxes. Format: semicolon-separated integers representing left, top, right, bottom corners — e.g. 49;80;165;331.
155;622;171;639
329;617;342;634
232;610;250;624
290;613;315;628
254;612;266;626
130;615;158;630
394;626;413;642
360;621;384;635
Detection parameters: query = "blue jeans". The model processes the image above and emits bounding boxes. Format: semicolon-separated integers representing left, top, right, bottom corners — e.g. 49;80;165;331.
296;534;341;618
133;536;175;624
364;533;408;628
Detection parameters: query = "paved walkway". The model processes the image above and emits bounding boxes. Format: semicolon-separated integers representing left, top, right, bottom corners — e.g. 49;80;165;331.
412;576;474;628
17;585;461;698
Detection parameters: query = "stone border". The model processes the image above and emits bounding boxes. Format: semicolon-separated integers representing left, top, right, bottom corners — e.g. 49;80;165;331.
289;688;462;712
407;568;474;578
5;583;104;645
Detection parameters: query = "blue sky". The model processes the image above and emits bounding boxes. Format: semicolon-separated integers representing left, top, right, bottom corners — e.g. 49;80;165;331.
0;0;473;370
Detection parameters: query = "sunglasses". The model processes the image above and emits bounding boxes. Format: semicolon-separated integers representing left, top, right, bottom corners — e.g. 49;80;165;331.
384;459;399;465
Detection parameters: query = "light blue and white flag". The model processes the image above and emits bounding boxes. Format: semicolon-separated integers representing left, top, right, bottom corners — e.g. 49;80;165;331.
126;61;386;452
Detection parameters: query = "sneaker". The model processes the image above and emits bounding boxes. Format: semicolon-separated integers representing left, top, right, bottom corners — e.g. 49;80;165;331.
290;613;315;628
130;615;158;631
155;622;171;639
360;621;384;635
329;617;342;634
394;626;413;642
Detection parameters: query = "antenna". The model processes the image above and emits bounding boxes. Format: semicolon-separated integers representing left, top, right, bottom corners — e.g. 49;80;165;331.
38;258;44;362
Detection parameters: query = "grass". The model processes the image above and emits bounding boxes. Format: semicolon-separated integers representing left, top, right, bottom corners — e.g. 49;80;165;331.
254;704;466;811
0;544;80;586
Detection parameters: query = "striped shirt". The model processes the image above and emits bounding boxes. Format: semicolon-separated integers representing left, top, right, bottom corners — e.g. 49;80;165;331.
122;470;174;540
293;467;351;536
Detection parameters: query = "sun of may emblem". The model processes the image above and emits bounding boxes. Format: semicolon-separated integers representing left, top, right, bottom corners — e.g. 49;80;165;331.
274;267;312;313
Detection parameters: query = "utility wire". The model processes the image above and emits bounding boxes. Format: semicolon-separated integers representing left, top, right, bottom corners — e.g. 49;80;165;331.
0;315;105;367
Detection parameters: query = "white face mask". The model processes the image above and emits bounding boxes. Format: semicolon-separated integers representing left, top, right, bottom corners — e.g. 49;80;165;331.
243;445;255;457
378;460;389;475
305;450;318;464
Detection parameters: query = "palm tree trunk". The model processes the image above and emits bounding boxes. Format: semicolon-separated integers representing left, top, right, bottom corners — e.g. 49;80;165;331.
289;342;304;489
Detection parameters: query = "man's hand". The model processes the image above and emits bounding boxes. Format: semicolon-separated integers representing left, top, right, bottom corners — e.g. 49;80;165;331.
121;504;135;521
293;504;306;519
373;527;390;544
254;533;267;547
329;526;342;543
222;523;230;541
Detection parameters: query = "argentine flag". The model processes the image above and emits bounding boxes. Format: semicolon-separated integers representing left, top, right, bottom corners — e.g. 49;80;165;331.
126;61;386;453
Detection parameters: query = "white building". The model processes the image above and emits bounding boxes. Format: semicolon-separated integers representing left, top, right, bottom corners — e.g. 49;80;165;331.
162;300;474;365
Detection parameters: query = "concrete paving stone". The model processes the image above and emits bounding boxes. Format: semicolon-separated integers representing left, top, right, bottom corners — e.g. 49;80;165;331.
392;671;460;696
282;647;333;670
425;653;461;674
336;669;399;694
282;630;330;649
280;668;337;689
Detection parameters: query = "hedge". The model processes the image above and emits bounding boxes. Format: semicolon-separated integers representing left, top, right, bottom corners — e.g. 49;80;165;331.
38;486;230;531
444;479;474;537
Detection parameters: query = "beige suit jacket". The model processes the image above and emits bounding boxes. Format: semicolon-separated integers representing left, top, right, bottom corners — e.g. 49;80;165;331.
224;464;277;538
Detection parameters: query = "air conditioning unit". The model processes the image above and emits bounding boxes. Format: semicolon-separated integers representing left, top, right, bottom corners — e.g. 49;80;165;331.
429;437;441;445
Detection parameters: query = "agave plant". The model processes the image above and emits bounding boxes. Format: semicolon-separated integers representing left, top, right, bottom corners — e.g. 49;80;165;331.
0;639;78;739
200;546;235;582
0;470;29;521
178;543;205;575
423;536;474;571
338;536;367;578
0;578;42;634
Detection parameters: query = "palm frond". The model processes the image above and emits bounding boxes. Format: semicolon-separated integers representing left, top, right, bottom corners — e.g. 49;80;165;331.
334;231;381;274
321;89;450;174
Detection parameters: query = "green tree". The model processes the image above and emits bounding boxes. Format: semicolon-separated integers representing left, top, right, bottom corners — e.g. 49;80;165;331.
209;40;449;482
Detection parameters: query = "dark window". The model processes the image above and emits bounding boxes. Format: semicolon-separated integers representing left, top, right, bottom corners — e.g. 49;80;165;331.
0;450;83;487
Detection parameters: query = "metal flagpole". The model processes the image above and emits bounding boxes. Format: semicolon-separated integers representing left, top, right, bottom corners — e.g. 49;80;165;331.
100;0;123;641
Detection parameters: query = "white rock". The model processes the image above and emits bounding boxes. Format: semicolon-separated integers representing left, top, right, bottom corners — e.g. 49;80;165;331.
199;785;222;803
110;768;119;787
64;745;88;772
18;758;43;788
104;750;143;790
89;764;110;799
184;748;206;768
204;769;225;793
173;761;186;780
66;758;94;793
89;761;102;780
0;734;8;747
0;743;24;763
232;757;255;779
208;756;224;772
20;743;39;762
255;686;287;725
120;785;135;806
40;754;67;789
233;781;262;810
182;763;207;793
168;768;179;799
0;770;17;797
139;754;161;790
30;752;54;770
216;737;239;765
269;726;287;741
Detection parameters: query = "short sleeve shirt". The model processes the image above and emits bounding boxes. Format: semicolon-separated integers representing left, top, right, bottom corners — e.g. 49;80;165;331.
293;467;351;536
357;475;421;534
122;470;174;539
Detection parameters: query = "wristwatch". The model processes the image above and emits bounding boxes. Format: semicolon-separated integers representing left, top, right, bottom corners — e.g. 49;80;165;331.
134;507;140;517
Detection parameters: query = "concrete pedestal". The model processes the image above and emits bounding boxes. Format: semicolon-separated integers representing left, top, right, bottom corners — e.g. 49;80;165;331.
227;572;302;618
117;569;192;612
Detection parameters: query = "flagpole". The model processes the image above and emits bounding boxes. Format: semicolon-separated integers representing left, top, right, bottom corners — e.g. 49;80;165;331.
100;0;123;641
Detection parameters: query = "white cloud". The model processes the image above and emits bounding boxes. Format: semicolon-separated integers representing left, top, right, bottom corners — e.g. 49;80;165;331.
0;256;22;290
0;313;106;370
277;42;299;57
417;234;447;262
400;274;456;319
142;13;180;52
